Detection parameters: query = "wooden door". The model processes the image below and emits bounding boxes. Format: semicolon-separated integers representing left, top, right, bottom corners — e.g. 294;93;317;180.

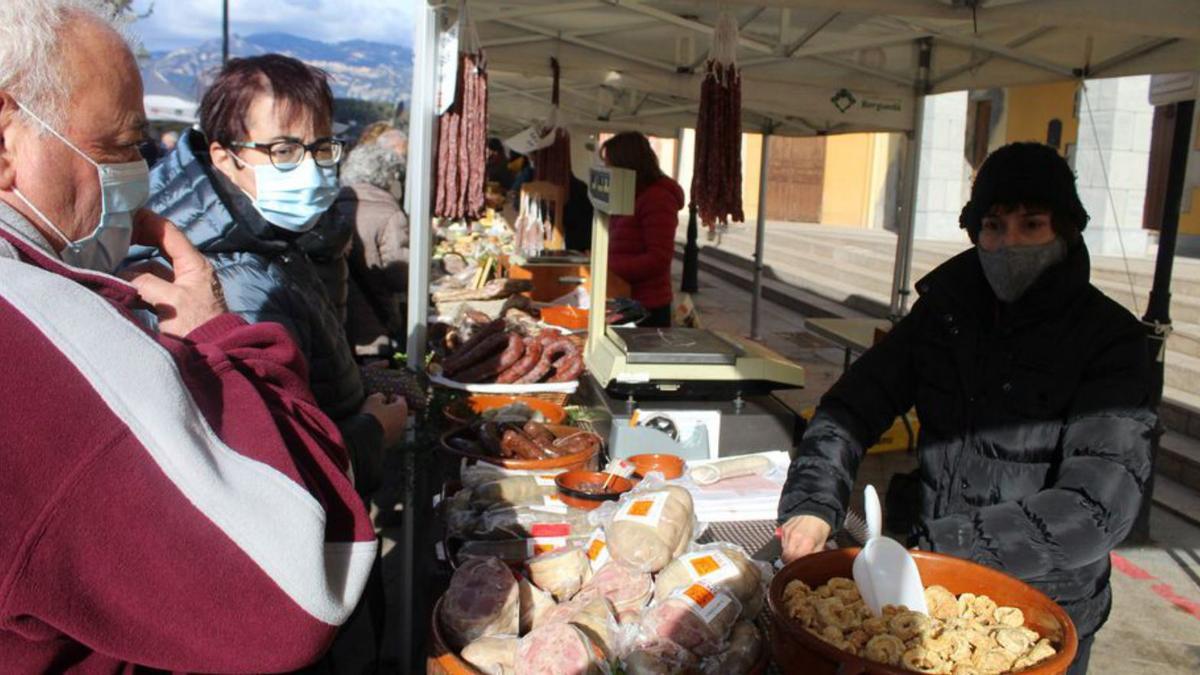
765;136;826;223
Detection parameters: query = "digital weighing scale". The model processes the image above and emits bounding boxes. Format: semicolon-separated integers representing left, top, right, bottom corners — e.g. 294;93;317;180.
583;166;805;400
580;166;806;459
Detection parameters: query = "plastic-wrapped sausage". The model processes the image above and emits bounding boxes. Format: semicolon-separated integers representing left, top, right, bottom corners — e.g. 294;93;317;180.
502;429;544;460
523;421;557;446
552;432;600;456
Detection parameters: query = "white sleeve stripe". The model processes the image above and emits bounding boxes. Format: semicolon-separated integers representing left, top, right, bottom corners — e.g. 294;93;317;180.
0;256;375;625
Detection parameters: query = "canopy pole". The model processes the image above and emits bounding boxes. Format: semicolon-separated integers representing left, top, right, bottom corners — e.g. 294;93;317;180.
221;0;230;64
405;1;439;372
889;38;931;320
1130;99;1195;543
680;127;700;293
751;130;772;339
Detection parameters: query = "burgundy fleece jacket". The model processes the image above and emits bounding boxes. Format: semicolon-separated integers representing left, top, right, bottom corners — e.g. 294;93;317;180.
0;223;376;672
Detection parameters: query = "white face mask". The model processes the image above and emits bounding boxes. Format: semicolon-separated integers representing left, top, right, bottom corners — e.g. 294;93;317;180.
232;155;339;233
10;102;149;273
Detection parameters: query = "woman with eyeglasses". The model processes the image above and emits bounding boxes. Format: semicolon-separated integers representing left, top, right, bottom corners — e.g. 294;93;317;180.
123;54;397;672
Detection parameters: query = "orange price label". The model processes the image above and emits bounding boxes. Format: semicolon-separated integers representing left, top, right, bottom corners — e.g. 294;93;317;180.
683;583;715;608
587;539;607;561
533;543;556;555
689;555;721;577
628;499;654;517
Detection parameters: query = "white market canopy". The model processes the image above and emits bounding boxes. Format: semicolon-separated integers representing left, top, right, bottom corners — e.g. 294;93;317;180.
469;0;1200;138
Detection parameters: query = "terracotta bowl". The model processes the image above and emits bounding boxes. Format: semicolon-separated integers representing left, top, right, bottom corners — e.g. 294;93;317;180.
555;470;634;510
766;548;1078;675
439;424;601;472
541;305;590;330
443;394;567;427
627;453;686;480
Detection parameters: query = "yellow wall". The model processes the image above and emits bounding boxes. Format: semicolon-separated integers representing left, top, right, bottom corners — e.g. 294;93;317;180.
744;133;763;218
1002;81;1080;155
1181;187;1200;235
821;134;876;226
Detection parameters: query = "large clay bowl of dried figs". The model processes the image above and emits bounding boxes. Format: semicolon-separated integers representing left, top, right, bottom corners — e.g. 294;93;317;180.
766;548;1077;675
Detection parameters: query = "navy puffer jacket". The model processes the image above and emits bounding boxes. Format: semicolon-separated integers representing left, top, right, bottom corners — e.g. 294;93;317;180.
779;241;1155;638
126;130;382;486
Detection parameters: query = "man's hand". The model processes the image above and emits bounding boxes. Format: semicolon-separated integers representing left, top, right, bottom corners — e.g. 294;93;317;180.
121;210;227;337
780;515;833;564
360;392;408;448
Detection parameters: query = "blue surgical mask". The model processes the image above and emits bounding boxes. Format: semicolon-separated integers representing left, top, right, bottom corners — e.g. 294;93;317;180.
238;157;338;232
11;102;148;273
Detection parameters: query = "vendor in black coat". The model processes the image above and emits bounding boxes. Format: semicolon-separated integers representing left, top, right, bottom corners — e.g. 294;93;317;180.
778;143;1155;674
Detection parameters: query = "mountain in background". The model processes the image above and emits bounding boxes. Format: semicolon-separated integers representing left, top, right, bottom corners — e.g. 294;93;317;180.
147;32;412;104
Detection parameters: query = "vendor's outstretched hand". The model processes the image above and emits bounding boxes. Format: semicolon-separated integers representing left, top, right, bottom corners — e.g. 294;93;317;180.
121;210;227;337
780;514;832;564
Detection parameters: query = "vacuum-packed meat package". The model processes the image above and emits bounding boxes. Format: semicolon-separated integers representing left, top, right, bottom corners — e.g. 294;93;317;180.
653;544;764;618
472;475;559;507
514;622;608;675
640;582;741;657
470;503;592;540
457;536;588;565
576;560;653;613
519;576;557;634
540;595;620;658
605;486;694;573
700;621;762;675
440;557;520;648
461;635;519;675
623;636;698;675
527;546;591;601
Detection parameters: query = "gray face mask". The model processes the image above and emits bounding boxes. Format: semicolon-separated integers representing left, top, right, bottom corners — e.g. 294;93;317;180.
977;238;1067;303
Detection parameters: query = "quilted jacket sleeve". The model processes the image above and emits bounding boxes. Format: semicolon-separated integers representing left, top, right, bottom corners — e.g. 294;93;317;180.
917;319;1155;577
778;304;923;529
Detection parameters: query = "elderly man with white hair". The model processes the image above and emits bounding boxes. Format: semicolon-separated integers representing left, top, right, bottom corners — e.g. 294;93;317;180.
0;1;375;670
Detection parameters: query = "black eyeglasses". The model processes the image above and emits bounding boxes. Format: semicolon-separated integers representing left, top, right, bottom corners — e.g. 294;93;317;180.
229;137;344;171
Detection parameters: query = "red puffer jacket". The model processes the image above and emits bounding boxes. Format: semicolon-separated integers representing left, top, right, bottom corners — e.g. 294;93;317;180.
608;176;685;310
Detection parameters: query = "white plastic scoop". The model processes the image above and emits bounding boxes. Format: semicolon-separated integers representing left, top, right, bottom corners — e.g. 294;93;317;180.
852;484;928;616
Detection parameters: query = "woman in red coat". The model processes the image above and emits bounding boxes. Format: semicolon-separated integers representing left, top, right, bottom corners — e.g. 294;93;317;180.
601;132;685;328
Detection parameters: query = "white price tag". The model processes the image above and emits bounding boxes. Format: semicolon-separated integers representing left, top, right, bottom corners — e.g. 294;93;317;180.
680;550;740;586
533;474;559;487
583;528;610;571
526;537;568;558
674;582;735;626
529;494;568;515
614;491;669;528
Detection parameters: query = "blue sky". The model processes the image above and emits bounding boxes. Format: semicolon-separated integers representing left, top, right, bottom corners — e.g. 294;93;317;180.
130;0;416;52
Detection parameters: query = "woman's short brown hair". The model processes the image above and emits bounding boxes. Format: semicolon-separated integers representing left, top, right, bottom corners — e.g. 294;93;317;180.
198;54;334;147
601;131;666;193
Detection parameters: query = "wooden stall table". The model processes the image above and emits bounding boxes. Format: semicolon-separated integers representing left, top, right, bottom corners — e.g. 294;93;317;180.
804;317;892;372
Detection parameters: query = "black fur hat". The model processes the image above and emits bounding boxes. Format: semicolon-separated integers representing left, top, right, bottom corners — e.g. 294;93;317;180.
959;142;1089;244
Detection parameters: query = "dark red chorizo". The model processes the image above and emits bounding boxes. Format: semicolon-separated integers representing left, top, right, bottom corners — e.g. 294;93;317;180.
443;321;506;375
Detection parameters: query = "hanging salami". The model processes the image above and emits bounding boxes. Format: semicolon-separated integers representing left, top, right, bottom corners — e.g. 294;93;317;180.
690;12;744;231
434;4;488;221
533;58;572;189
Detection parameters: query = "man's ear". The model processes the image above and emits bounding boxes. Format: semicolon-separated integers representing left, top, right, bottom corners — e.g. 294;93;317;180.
0;92;22;191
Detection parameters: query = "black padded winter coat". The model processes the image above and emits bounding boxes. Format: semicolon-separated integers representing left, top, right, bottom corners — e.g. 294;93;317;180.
779;241;1155;637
